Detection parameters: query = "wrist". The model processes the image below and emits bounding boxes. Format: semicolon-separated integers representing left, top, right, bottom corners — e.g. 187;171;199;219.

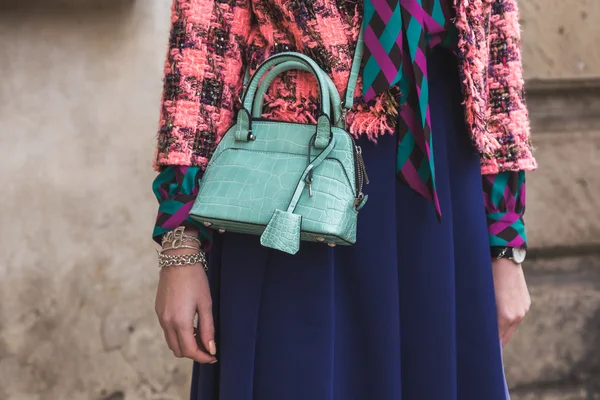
492;257;521;268
161;246;200;255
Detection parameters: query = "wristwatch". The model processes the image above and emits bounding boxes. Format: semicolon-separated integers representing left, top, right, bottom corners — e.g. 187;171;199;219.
490;247;527;264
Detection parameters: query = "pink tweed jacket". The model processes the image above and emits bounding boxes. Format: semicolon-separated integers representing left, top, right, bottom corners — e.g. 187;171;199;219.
155;0;537;175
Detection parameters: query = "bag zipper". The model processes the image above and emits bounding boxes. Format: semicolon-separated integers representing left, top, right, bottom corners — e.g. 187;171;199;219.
351;140;369;208
339;106;369;208
339;30;369;209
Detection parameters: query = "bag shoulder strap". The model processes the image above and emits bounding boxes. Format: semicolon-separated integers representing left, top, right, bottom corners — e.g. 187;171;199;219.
344;25;365;110
241;67;251;99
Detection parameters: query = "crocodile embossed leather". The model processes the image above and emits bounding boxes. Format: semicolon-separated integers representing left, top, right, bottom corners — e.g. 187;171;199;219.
189;52;367;255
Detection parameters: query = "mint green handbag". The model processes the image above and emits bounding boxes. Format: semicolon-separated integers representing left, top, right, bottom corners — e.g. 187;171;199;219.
189;38;368;255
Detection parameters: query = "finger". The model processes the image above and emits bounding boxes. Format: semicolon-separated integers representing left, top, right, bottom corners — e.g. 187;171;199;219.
176;326;216;364
198;302;216;356
165;328;183;357
499;326;509;348
497;316;510;346
501;321;519;347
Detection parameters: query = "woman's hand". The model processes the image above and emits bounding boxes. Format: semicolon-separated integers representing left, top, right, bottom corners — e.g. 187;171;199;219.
155;242;217;364
492;258;531;348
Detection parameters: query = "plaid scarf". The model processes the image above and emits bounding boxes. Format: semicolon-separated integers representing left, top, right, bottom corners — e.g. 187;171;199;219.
362;0;454;219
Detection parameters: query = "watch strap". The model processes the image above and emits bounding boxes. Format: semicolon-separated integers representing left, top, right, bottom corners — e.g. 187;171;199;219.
490;246;513;260
491;246;527;264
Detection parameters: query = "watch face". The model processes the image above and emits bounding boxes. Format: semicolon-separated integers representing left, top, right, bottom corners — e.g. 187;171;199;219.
512;248;527;264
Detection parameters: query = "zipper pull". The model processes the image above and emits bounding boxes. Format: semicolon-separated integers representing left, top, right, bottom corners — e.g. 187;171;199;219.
305;173;314;198
354;192;365;210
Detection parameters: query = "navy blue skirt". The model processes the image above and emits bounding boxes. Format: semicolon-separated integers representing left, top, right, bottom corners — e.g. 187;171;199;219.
191;48;509;400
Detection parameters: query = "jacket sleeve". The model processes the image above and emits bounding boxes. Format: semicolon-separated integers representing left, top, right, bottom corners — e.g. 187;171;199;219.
154;0;254;170
484;0;537;173
482;171;527;250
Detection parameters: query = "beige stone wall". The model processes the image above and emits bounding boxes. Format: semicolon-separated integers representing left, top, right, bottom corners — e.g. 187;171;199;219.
507;2;600;398
0;1;598;399
520;0;600;81
0;2;190;400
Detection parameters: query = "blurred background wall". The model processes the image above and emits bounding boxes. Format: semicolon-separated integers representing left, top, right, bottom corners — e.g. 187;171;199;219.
0;0;598;399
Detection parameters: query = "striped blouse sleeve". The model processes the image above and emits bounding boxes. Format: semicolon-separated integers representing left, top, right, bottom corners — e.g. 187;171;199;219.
482;171;527;249
152;166;213;250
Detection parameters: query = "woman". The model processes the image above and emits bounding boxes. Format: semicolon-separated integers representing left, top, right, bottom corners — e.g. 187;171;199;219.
153;0;536;399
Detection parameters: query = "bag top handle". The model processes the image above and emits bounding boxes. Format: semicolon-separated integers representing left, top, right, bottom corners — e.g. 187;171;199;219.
251;60;343;127
241;53;331;120
240;25;365;111
235;55;335;148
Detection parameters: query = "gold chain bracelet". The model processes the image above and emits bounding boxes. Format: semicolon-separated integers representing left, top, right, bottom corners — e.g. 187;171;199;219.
158;252;208;270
